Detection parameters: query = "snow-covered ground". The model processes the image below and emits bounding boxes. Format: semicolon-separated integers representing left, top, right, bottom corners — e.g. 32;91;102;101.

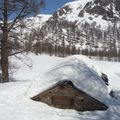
0;53;120;120
94;60;120;91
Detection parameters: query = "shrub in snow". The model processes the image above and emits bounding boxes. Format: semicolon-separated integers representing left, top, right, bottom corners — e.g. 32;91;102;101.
109;90;120;102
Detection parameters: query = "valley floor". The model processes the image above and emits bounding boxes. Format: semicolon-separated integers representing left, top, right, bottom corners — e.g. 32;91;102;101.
0;53;120;120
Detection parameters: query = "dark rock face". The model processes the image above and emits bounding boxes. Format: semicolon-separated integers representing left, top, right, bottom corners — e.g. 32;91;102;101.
94;0;113;6
52;5;72;20
114;0;120;11
61;5;72;14
78;0;120;21
101;73;109;86
86;5;106;15
52;11;58;20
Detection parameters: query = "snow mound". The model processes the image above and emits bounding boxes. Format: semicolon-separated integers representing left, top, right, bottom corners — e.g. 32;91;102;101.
27;55;109;103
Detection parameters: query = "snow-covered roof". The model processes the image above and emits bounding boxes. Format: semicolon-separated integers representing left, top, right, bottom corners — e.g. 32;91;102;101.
27;55;109;103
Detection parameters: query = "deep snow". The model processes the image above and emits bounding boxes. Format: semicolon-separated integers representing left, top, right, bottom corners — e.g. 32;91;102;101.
27;55;109;105
0;53;120;120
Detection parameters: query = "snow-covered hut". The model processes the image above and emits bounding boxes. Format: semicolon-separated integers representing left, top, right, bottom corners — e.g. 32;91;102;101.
29;55;109;111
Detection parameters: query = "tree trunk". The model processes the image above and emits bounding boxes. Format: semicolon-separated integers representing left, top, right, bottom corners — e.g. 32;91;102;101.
1;32;9;82
1;0;9;82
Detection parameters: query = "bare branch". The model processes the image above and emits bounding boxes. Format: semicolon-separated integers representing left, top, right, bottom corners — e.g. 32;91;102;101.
8;43;36;56
14;54;32;68
8;2;27;32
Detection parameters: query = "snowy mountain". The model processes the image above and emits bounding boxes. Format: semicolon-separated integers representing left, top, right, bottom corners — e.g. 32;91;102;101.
50;0;120;28
11;0;120;60
15;14;51;35
11;14;51;51
24;14;51;29
35;0;120;59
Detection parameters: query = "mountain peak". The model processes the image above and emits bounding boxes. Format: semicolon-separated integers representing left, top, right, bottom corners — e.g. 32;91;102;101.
49;0;120;30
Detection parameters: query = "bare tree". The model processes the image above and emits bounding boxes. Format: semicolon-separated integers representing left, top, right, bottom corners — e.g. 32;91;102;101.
0;0;44;82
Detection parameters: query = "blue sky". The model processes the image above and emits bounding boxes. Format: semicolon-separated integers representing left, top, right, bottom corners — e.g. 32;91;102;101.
41;0;74;14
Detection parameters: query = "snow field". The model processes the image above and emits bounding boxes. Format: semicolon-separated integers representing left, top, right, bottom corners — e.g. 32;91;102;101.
0;53;120;120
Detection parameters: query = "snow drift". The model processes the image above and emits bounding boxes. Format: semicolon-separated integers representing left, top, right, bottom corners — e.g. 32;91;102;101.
28;55;109;104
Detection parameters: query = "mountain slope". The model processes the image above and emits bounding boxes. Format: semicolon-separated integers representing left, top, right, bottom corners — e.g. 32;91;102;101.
25;14;51;29
36;0;120;59
51;0;120;28
13;0;120;60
